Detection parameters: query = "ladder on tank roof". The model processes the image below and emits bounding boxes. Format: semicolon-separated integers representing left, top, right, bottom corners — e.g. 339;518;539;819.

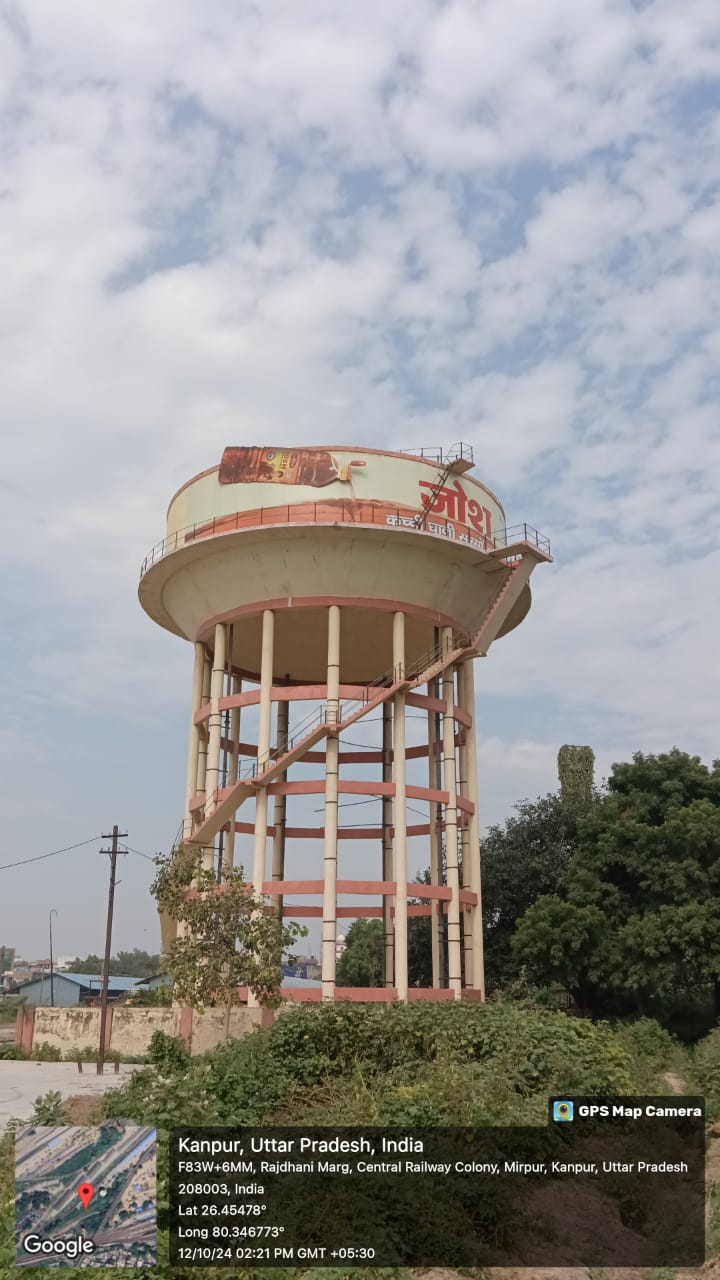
414;443;474;530
181;559;525;851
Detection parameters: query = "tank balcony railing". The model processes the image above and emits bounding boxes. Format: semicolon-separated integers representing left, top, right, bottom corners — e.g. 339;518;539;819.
400;442;473;466
140;503;550;579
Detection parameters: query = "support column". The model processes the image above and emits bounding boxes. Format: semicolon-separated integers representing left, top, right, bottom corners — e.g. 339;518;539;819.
205;624;227;806
322;606;341;1000
393;612;408;1001
427;676;441;988
195;655;212;796
462;657;485;998
382;703;394;987
184;642;206;839
271;698;290;916
457;663;472;990
248;611;275;1010
441;628;462;998
204;623;227;874
252;611;275;893
223;676;242;872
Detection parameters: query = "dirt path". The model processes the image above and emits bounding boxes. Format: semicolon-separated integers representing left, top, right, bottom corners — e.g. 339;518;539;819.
417;1074;719;1280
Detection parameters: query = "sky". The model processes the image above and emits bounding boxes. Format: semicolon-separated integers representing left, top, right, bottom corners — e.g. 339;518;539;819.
1;0;719;963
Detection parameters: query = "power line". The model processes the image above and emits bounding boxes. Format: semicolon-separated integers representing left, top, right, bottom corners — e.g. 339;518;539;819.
120;843;156;863
0;836;102;872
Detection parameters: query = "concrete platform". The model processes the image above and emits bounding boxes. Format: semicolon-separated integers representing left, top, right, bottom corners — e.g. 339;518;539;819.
0;1061;144;1129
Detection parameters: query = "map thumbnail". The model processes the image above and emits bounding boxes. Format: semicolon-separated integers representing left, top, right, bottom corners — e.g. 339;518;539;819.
15;1122;156;1268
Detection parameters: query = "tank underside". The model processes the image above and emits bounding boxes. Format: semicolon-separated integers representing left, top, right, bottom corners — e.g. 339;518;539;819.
140;523;532;682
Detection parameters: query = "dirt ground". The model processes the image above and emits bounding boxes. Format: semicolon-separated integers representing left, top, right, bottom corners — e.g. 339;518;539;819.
0;1060;142;1128
418;1084;719;1280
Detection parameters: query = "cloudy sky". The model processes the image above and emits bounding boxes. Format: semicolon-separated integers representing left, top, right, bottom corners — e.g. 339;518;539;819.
2;0;719;963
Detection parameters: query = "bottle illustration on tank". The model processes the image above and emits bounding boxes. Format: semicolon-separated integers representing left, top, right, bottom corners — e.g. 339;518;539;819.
219;447;367;487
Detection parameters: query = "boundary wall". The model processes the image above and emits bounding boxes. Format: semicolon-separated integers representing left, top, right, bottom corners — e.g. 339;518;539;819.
15;1005;274;1058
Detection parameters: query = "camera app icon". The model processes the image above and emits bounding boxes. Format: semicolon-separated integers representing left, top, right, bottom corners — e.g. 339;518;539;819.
553;1100;574;1122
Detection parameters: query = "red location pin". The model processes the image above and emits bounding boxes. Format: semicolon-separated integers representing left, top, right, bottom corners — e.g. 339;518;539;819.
77;1183;95;1210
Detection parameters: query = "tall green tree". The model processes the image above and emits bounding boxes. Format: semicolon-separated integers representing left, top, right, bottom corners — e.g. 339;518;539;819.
481;792;581;991
336;919;384;986
336;906;438;988
152;847;305;1036
513;750;720;1020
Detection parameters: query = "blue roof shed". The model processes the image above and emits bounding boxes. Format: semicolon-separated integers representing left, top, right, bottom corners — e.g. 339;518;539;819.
9;973;140;1007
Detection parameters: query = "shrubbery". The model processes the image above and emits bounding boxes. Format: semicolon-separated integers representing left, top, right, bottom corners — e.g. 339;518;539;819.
0;1043;26;1060
101;1001;678;1130
2;1000;714;1280
693;1027;720;1122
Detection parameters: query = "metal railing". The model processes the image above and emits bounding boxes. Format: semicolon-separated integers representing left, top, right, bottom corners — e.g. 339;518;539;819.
403;629;469;683
502;523;551;556
140;504;550;578
401;442;474;466
239;704;329;781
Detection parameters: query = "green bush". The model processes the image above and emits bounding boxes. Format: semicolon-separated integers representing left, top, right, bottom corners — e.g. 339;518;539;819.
100;1002;666;1136
0;997;23;1025
31;1090;68;1124
103;1061;216;1130
147;1030;190;1075
692;1027;720;1122
263;1001;640;1098
0;1042;26;1060
204;1029;295;1123
31;1041;62;1061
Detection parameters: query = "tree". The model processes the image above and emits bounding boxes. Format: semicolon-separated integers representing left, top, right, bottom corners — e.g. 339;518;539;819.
335;790;583;994
64;950;160;977
112;950;162;977
65;954;104;975
481;792;581;991
335;910;436;988
152;847;306;1037
336;920;384;986
558;745;595;815
513;750;720;1022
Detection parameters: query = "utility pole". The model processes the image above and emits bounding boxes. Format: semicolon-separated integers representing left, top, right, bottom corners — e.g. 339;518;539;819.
97;826;127;1074
49;910;57;1008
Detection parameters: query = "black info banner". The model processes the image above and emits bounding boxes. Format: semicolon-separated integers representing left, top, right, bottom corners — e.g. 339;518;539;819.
169;1098;706;1268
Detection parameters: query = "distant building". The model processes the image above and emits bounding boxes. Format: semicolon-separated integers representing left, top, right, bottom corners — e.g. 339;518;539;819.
133;974;172;991
8;972;141;1007
5;958;49;991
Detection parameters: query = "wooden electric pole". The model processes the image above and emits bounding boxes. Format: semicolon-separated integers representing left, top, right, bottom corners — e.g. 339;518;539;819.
97;826;127;1074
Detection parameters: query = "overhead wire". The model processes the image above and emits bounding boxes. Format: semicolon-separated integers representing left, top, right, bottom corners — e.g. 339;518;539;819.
0;836;162;873
120;844;157;863
0;836;103;871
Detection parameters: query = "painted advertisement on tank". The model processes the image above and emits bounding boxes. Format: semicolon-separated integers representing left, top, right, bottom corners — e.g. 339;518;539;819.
168;447;505;551
219;447;366;488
